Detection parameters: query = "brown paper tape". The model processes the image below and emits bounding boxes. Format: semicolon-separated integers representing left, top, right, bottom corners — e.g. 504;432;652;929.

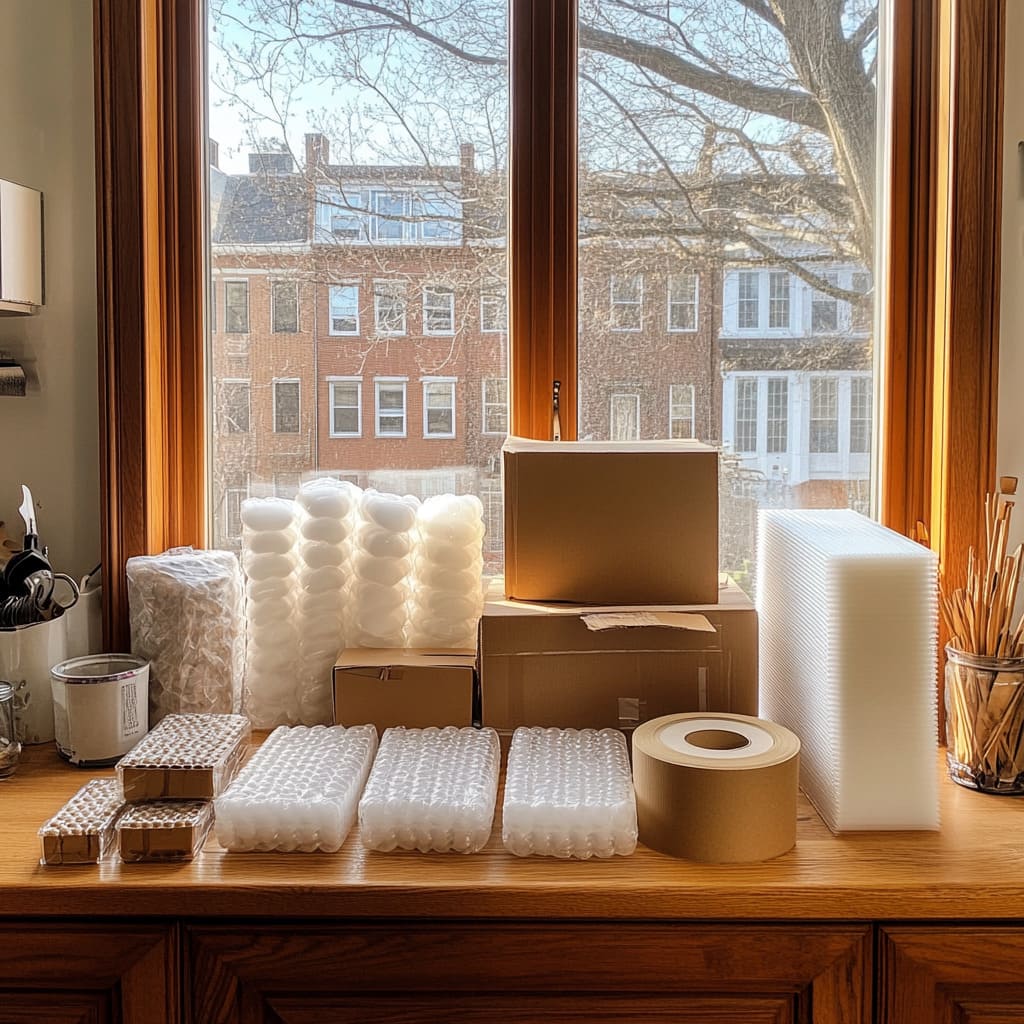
632;712;800;863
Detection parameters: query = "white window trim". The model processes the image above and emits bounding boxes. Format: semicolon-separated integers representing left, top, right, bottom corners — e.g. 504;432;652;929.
270;279;299;333
480;290;507;333
421;376;457;439
373;281;407;336
609;392;641;439
668;383;696;438
327;375;363;438
667;273;699;333
733;376;759;454
223;277;250;334
610;274;644;333
374;377;408;438
372;190;408;243
219;377;251;435
482;377;508;435
328;282;360;337
422;286;455;336
272;377;301;434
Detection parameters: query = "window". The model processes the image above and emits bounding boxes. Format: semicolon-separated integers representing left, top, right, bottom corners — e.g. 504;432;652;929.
329;378;362;437
767;378;789;454
329;284;359;336
851;272;872;333
737;272;759;330
423;286;455;335
210;283;216;334
375;379;407;437
810;377;839;453
667;274;698;332
482;378;509;434
610;275;643;332
734;379;758;454
223;481;249;542
610;393;640;440
768;272;791;330
481;479;504;558
271;280;298;333
850;376;872;454
668;384;695;439
481;289;507;332
218;379;250;434
417;192;460;242
224;280;249;333
374;281;407;335
423;379;456;438
811;273;839;334
272;379;300;434
373;191;406;241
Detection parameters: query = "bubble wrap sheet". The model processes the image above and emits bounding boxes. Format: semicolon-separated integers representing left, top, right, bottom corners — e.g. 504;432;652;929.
127;547;245;725
359;727;499;854
214;724;378;852
38;779;124;865
502;727;637;859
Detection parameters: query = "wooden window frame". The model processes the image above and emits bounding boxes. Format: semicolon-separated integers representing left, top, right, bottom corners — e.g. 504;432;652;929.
95;0;1005;647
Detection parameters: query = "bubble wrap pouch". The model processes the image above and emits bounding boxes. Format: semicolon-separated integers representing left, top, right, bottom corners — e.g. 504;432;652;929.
214;724;378;853
502;727;638;859
127;547;245;725
116;799;214;862
359;727;499;854
38;779;124;865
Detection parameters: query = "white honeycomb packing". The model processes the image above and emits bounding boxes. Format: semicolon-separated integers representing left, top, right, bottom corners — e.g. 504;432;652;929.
359;727;499;854
214;724;378;853
38;779;124;865
757;509;939;832
127;547;245;724
502;727;637;859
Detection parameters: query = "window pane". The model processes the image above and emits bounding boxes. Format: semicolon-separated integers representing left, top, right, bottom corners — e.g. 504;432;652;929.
272;280;298;333
734;379;758;454
850;375;872;454
424;381;456;436
668;274;697;332
219;380;250;434
423;287;455;335
374;281;407;335
330;380;361;436
768;272;790;330
809;377;839;453
483;377;508;434
273;380;300;433
610;393;640;440
329;284;359;335
767;378;788;454
224;280;249;333
811;273;839;335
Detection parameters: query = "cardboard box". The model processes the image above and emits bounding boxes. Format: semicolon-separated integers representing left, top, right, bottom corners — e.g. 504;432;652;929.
502;437;719;605
478;578;756;735
333;648;478;731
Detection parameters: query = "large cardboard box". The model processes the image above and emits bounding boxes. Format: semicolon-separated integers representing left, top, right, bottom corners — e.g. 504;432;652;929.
333;648;478;731
479;579;756;735
502;437;719;605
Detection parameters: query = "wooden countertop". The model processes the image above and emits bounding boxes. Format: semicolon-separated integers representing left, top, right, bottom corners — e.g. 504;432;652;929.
4;741;1024;921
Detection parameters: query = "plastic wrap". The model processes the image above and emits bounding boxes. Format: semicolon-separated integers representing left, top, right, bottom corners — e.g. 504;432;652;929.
127;547;245;725
116;799;213;862
38;779;124;865
359;726;499;853
502;727;637;859
214;724;378;853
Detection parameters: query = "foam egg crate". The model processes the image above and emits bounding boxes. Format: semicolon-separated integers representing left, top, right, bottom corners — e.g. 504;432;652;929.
502;727;637;859
359;727;500;854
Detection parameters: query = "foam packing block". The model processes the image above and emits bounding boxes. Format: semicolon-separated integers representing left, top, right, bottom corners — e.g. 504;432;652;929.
38;779;124;865
502;727;637;859
358;726;499;854
214;724;378;853
116;799;213;862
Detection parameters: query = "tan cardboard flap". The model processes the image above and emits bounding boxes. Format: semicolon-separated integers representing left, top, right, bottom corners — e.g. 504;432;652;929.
335;647;476;670
582;612;716;633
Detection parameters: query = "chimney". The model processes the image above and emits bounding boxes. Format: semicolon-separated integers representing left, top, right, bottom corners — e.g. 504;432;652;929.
209;139;220;170
459;142;475;173
305;133;330;174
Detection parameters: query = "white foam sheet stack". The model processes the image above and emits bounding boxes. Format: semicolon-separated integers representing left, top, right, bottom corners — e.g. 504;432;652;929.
757;509;939;832
350;490;420;647
294;479;362;724
359;726;500;854
241;498;302;728
502;727;638;859
214;724;378;853
407;495;486;649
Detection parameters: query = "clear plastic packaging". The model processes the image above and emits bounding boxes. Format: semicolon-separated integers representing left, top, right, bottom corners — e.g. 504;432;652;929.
502;727;638;859
116;799;213;862
214;724;378;853
117;713;250;802
38;778;124;865
359;726;499;854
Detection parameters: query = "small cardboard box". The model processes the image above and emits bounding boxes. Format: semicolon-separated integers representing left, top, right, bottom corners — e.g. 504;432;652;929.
502;437;719;605
479;578;756;735
333;648;478;731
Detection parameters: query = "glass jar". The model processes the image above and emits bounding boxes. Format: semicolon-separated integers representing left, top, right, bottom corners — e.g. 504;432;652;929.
0;681;21;778
945;645;1024;794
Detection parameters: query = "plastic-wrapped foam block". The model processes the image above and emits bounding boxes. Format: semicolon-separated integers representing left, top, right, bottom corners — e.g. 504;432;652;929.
116;799;213;862
359;727;499;853
38;779;124;865
502;727;637;859
214;724;378;852
757;509;939;832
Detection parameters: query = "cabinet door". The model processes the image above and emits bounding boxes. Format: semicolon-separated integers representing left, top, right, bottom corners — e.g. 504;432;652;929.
880;927;1024;1023
188;922;869;1024
0;922;178;1024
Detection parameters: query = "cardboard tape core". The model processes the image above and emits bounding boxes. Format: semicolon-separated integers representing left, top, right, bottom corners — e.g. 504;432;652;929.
685;729;750;751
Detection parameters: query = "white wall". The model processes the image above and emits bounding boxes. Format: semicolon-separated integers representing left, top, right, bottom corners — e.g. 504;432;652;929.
0;0;99;580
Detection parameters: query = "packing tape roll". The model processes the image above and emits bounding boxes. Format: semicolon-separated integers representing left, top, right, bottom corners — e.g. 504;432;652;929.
632;712;800;863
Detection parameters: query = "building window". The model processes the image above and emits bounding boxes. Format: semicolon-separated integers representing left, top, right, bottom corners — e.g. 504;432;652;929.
373;191;406;241
850;375;872;454
809;376;839;453
667;273;698;332
768;271;791;330
375;379;407;436
610;275;643;332
423;379;456;438
480;288;507;332
329;284;359;335
271;280;298;333
329;378;362;437
374;281;407;335
416;192;460;242
224;482;249;542
224;279;249;333
272;379;300;434
210;283;217;335
668;384;695;439
274;473;301;499
767;377;789;454
851;271;872;333
610;393;640;440
734;378;758;453
737;271;759;330
218;379;250;434
423;286;455;335
811;272;839;334
481;480;504;555
482;378;508;434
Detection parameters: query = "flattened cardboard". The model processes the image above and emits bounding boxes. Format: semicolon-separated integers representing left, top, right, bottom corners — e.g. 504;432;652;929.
333;648;477;731
502;437;719;604
479;578;757;733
